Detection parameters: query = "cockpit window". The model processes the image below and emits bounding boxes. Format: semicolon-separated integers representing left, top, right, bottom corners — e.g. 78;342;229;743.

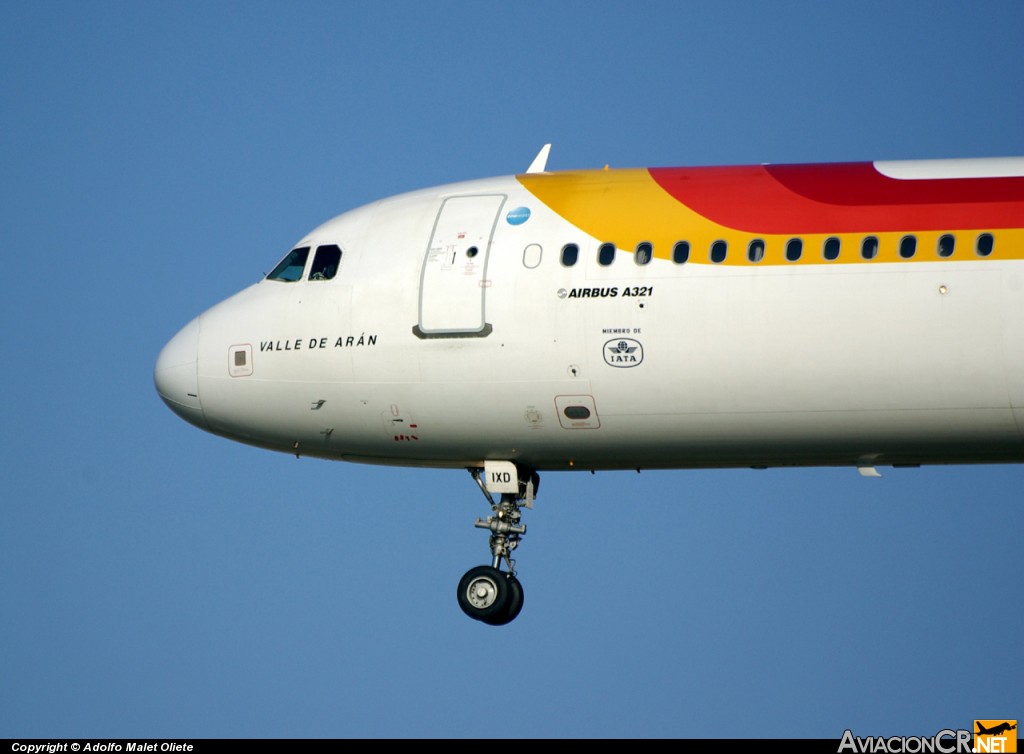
267;246;310;282
309;244;342;281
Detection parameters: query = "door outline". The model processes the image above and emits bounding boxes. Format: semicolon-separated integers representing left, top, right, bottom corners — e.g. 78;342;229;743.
413;194;505;338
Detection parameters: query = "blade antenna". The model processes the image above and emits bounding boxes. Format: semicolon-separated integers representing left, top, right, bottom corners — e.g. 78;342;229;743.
526;143;552;174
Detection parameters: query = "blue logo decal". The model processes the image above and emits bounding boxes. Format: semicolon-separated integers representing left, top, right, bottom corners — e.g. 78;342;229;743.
506;206;531;225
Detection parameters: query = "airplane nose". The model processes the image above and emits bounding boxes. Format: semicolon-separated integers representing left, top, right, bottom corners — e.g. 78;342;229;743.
154;317;207;429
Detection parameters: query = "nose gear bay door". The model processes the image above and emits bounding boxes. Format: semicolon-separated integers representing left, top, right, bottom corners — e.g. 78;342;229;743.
415;194;505;338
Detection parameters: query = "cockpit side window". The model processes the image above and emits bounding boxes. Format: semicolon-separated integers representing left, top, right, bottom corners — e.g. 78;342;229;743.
267;246;310;282
309;244;342;281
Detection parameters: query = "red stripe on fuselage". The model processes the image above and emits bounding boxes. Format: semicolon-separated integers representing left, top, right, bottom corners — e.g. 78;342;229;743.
648;163;1024;233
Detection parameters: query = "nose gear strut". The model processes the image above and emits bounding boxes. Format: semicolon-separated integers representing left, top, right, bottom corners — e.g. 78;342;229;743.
456;466;538;625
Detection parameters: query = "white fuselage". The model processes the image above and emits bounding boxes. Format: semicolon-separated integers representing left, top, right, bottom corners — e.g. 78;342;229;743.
154;169;1024;473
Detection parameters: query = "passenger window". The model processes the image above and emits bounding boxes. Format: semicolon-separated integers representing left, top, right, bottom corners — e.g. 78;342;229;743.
267;246;310;282
710;240;727;264
747;239;765;263
937;234;955;258
598;242;616;266
823;237;841;261
976;233;994;257
785;238;802;262
561;243;579;267
899;236;917;259
635;242;652;266
523;243;542;269
309;244;342;280
672;241;690;264
861;236;879;260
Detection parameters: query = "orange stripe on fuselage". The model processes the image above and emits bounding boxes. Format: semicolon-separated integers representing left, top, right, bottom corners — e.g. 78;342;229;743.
516;169;714;258
516;164;1024;260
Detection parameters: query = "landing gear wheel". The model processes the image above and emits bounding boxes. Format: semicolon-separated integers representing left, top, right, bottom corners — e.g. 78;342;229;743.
483;575;524;626
457;565;510;622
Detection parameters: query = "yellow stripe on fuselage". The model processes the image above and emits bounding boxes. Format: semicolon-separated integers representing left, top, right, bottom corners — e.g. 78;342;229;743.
516;169;1024;265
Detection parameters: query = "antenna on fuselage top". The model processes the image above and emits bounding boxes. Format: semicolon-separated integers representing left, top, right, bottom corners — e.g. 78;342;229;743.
526;143;552;173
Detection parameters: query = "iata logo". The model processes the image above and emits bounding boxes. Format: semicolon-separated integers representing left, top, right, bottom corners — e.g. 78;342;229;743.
604;338;643;367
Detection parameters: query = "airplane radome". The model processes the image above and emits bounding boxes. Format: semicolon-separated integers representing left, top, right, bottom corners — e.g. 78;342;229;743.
155;145;1024;625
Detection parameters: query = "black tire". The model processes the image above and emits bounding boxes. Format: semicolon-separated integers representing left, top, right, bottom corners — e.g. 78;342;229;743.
457;565;510;621
483;575;524;626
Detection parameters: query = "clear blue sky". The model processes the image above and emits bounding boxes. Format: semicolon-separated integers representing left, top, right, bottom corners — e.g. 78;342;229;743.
2;0;1021;739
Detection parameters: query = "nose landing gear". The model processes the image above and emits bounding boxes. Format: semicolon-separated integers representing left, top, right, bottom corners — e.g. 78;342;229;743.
456;465;537;625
